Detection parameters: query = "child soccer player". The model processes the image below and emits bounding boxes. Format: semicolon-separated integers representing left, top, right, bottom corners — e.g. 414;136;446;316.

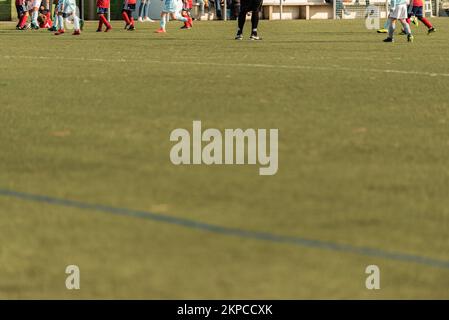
122;0;136;30
54;0;81;35
37;5;53;28
180;0;193;29
155;0;191;33
29;0;43;29
406;0;435;34
16;0;29;30
383;0;413;42
235;0;263;40
97;0;112;32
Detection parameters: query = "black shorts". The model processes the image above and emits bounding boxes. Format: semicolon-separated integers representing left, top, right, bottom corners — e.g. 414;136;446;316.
409;6;423;18
123;3;136;11
16;4;27;16
240;0;263;12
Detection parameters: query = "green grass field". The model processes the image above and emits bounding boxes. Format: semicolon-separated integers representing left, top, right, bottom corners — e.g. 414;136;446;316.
1;18;449;299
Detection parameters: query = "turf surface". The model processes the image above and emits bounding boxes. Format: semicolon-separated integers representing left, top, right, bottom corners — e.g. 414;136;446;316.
1;19;449;299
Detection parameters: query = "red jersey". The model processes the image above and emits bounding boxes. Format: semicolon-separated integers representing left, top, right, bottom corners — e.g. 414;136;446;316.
97;0;110;8
183;0;193;9
413;0;423;6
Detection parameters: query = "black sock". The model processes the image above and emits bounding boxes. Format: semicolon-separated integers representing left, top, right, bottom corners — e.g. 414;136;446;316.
251;10;259;31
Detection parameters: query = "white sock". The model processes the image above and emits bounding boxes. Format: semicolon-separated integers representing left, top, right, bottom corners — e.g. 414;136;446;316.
32;11;38;24
58;15;64;30
53;14;59;28
73;15;80;31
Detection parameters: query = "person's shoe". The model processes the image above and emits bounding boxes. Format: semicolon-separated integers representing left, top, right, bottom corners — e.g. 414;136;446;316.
31;22;39;30
180;25;191;29
54;29;65;35
138;17;144;22
144;17;154;22
104;26;112;32
127;25;135;31
411;16;419;26
235;32;243;40
73;30;81;35
124;23;130;30
428;27;436;34
249;33;262;40
48;26;57;32
377;28;388;33
407;34;414;42
155;28;166;33
383;37;393;42
96;28;102;32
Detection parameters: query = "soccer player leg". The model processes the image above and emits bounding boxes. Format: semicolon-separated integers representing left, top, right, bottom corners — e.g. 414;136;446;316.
129;9;135;27
17;5;28;29
236;0;250;38
65;0;80;34
386;18;396;40
157;11;167;31
414;6;433;30
250;0;263;39
98;7;112;31
172;11;188;24
31;0;42;28
122;7;131;27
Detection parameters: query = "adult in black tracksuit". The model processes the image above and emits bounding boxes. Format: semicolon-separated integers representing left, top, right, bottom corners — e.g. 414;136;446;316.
235;0;263;40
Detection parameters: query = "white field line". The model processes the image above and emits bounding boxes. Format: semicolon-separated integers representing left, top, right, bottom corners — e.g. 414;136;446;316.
3;55;449;78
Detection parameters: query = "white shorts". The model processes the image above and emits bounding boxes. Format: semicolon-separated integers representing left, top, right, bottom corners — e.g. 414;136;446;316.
32;0;42;8
390;4;408;19
63;0;77;14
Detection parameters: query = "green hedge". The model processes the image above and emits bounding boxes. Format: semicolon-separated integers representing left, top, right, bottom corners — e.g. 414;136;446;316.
0;0;12;21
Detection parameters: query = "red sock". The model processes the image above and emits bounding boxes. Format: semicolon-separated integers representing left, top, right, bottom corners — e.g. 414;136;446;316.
122;11;130;25
130;17;135;27
419;17;433;29
19;15;27;28
406;17;411;25
98;15;103;30
100;14;111;29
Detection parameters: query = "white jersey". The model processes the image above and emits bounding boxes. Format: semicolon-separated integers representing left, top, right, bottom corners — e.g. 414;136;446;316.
62;0;76;13
31;0;42;8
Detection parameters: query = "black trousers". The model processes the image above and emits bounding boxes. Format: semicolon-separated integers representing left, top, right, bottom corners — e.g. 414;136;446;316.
238;0;263;31
240;0;263;13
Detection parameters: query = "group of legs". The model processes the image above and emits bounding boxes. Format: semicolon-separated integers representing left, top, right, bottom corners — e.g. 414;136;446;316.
16;0;81;35
156;0;193;33
15;0;49;30
15;0;263;39
235;0;262;40
381;2;435;42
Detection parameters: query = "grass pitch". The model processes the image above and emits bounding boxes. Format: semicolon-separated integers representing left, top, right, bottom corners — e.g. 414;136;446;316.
1;19;449;299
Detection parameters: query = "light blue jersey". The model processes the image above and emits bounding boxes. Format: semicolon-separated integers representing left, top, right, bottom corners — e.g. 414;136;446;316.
63;0;76;13
390;0;407;6
162;0;176;13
